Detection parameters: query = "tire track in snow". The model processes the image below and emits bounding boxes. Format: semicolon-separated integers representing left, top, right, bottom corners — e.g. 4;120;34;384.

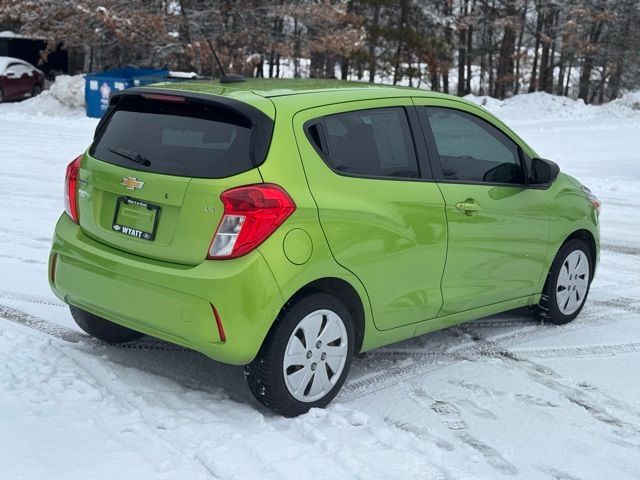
0;303;190;352
594;297;640;314
17;314;224;479
0;289;66;307
0;253;46;265
339;304;637;402
601;244;640;256
0;302;251;404
48;343;193;462
0;225;51;243
369;341;640;360
2;303;402;480
492;355;640;442
538;466;585;480
383;416;455;452
510;342;640;358
1;299;638;403
410;387;518;476
0;303;84;342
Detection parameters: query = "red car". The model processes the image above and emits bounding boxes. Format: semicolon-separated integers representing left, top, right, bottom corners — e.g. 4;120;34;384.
0;56;45;103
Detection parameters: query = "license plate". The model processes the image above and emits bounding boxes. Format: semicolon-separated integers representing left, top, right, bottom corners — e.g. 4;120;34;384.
112;197;160;241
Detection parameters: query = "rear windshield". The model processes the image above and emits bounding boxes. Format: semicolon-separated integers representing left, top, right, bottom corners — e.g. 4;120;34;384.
90;97;256;178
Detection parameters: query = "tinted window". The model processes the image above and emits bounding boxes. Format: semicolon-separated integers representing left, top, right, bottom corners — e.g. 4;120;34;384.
319;107;419;179
425;107;524;184
91;98;256;178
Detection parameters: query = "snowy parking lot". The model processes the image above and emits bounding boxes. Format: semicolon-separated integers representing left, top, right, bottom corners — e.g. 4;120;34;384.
1;91;640;479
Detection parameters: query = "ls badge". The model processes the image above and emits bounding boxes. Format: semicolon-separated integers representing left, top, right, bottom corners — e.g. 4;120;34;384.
121;177;144;190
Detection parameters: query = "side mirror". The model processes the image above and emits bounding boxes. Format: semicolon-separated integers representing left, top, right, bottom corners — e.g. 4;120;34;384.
530;157;559;187
5;69;16;78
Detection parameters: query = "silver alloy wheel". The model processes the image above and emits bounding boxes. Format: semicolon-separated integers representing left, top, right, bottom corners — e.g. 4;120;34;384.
556;250;590;315
283;309;348;403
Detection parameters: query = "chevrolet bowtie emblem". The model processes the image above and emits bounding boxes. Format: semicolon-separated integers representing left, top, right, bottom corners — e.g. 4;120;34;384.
121;177;144;190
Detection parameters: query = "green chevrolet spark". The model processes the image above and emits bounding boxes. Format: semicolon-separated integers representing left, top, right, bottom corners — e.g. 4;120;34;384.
49;79;600;416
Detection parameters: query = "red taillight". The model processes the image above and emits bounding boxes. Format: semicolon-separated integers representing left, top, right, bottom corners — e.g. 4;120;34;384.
64;155;82;224
207;184;296;259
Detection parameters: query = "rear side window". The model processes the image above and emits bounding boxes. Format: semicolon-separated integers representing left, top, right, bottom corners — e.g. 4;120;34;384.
90;97;256;178
313;107;419;179
424;107;524;184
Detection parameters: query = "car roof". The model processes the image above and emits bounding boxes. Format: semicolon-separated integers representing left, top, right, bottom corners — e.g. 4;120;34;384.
147;78;475;112
0;56;33;71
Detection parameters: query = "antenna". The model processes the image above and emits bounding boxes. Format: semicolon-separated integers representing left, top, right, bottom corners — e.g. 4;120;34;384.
206;38;245;84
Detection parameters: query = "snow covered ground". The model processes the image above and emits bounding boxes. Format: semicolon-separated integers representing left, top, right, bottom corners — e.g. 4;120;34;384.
1;90;640;480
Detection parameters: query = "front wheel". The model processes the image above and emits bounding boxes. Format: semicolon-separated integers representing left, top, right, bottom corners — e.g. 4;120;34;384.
531;239;592;325
245;293;354;417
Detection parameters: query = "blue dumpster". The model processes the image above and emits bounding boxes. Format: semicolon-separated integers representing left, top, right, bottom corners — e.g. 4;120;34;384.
85;67;169;118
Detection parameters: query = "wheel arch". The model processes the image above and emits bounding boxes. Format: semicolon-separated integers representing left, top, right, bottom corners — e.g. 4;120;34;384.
537;226;599;295
563;229;597;271
279;277;366;354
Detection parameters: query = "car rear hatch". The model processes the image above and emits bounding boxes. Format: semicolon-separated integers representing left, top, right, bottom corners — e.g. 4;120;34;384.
77;88;274;265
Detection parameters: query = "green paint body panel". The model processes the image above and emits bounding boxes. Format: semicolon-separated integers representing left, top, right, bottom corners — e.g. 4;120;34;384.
50;214;284;365
290;98;448;331
49;79;600;365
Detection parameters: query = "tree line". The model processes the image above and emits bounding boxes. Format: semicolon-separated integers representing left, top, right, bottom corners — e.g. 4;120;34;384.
1;0;639;103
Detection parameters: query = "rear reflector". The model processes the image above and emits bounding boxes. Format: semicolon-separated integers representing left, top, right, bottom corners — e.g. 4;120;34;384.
64;155;82;224
211;304;226;343
50;253;58;284
207;184;296;259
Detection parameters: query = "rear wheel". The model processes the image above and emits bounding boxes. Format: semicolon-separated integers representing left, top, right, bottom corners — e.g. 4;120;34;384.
245;293;354;417
0;87;4;103
531;239;592;325
70;306;144;343
32;84;42;96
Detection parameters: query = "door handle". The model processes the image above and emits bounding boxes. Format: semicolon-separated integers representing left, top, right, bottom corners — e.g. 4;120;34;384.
455;199;482;214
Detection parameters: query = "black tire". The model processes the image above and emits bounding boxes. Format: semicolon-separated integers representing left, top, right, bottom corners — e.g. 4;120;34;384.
70;306;144;343
245;293;355;417
531;238;593;325
32;84;42;96
0;87;4;104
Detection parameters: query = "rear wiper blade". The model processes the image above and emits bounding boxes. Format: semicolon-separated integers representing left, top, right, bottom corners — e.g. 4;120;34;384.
108;148;151;167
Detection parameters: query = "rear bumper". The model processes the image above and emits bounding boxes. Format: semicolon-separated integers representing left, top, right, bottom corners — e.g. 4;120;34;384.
49;214;284;365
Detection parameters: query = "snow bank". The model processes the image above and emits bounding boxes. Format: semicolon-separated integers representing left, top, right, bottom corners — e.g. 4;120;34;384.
0;74;86;118
465;91;640;124
610;90;640;111
48;74;85;108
